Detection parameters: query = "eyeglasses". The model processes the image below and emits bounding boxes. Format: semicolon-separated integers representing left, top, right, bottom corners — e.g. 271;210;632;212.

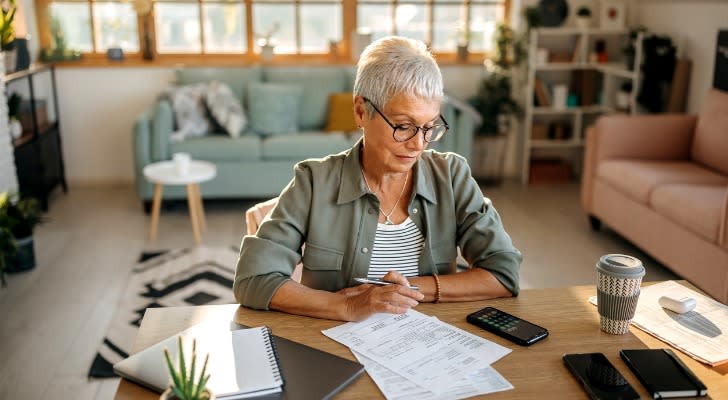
363;97;449;143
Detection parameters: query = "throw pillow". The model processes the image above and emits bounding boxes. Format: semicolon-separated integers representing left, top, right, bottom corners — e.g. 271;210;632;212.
247;82;303;136
204;81;247;138
324;92;357;132
159;83;211;142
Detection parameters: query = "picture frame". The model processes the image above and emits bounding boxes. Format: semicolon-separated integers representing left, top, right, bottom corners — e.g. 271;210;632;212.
600;0;626;29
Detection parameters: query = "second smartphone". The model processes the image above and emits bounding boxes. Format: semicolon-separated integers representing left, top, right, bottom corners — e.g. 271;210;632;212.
466;306;548;346
563;353;639;400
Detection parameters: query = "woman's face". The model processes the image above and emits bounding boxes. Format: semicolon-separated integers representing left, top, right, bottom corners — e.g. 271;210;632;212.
355;93;441;174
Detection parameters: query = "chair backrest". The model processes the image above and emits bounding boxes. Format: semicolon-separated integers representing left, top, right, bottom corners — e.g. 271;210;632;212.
691;88;728;174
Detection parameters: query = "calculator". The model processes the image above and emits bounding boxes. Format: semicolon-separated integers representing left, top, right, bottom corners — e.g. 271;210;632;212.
466;306;549;346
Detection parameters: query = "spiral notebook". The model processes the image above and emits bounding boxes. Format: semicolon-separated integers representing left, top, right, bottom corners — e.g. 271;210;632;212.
114;323;284;399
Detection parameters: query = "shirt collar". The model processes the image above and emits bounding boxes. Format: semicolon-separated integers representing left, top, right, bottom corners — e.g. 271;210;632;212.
337;138;438;205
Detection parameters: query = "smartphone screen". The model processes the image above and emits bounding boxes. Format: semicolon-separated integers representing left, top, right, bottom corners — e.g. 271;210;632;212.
563;353;639;400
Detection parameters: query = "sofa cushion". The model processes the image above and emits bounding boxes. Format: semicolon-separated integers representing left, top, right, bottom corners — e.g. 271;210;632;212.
597;160;728;204
248;82;303;136
325;92;357;132
261;132;352;160
170;135;261;162
264;67;348;130
650;184;727;244
176;67;262;105
204;81;246;138
692;89;728;175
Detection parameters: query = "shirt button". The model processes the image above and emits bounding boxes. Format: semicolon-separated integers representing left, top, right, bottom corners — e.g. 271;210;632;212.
362;247;369;253
368;208;376;214
412;208;418;214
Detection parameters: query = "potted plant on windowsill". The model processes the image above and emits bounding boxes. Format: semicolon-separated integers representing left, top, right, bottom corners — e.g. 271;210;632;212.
0;0;17;73
0;192;43;275
256;22;280;62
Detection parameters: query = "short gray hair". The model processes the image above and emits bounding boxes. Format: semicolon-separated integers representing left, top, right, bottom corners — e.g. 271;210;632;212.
353;36;443;118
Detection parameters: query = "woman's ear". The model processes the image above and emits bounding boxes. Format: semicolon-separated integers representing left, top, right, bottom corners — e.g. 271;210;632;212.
353;96;367;126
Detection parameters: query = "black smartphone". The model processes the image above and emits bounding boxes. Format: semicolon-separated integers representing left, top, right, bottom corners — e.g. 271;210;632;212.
466;306;548;346
563;353;639;400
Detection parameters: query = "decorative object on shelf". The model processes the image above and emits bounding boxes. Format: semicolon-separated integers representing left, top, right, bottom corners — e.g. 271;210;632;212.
133;0;154;60
595;39;608;63
638;35;676;112
523;6;542;30
0;0;17;73
575;6;592;30
106;47;124;61
622;26;647;70
615;81;632;112
162;337;213;400
538;0;568;27
536;48;549;64
13;37;29;70
256;21;279;62
328;40;339;59
600;0;626;29
454;22;470;62
551;84;568;109
7;92;22;139
0;192;43;276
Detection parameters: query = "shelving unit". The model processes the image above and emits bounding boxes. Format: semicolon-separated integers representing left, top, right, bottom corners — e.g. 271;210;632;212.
4;64;67;210
521;27;643;184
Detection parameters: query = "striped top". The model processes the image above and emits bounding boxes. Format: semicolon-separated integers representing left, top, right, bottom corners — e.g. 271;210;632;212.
367;218;425;278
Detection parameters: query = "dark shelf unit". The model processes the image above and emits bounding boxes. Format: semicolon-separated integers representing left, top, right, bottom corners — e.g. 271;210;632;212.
5;64;67;210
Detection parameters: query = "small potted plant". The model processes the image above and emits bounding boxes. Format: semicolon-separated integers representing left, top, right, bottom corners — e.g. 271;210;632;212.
256;22;280;62
162;337;213;400
0;192;43;274
576;6;592;29
0;0;17;72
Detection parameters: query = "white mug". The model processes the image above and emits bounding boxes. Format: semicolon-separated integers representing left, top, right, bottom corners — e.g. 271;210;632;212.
173;153;191;176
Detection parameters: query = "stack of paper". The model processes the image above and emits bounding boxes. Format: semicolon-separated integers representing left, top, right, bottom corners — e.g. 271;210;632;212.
322;310;514;399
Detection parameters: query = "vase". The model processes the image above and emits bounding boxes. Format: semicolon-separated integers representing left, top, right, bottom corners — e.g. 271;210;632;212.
159;387;215;399
260;44;274;62
3;48;17;74
6;236;36;273
575;17;591;30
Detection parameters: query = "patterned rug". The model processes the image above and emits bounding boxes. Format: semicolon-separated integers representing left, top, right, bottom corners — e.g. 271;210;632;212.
88;245;239;378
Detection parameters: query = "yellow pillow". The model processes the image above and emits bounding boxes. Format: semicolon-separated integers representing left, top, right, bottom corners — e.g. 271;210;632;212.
325;92;357;132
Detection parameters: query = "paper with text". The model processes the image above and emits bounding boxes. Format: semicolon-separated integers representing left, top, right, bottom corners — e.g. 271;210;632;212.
322;310;511;394
353;350;513;400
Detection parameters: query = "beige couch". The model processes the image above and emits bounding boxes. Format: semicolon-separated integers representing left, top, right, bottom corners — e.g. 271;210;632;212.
581;89;728;304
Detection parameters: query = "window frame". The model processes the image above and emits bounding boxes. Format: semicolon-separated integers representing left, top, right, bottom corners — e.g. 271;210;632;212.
34;0;510;66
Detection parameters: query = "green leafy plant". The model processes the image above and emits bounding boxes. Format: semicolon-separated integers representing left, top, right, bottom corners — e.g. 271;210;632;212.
577;6;591;17
163;337;212;400
0;0;16;50
0;192;43;239
0;225;16;287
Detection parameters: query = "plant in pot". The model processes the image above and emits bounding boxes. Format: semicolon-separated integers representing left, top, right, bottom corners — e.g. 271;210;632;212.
256;21;280;62
0;0;17;73
162;337;213;400
467;23;525;183
0;192;43;274
575;6;591;29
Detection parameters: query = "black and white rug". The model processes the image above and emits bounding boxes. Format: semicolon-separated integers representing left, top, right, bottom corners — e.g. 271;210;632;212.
88;245;239;378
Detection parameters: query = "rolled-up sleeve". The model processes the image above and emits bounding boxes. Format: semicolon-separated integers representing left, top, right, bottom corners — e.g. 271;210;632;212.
233;163;313;309
452;158;522;295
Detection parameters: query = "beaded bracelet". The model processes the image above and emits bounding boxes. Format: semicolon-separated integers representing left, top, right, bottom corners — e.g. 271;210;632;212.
433;274;441;303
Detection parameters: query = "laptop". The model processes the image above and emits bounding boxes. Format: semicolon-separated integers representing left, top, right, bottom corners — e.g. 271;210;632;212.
115;321;365;400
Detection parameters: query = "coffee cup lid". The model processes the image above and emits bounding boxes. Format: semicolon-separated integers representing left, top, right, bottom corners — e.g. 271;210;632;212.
596;254;645;278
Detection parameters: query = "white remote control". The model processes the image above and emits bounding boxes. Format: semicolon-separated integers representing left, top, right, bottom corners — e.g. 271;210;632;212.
658;295;696;314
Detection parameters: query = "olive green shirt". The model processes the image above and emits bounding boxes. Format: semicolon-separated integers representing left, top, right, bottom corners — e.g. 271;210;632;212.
233;140;522;310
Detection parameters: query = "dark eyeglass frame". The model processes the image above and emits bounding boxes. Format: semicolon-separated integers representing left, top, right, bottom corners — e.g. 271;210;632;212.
363;97;449;143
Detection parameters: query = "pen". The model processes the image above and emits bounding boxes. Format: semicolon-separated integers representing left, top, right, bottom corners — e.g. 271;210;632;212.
354;277;419;290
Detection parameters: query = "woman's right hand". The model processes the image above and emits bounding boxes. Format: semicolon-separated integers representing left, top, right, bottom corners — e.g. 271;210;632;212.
339;282;424;321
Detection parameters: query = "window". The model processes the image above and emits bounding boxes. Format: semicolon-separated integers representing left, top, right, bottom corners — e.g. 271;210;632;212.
39;0;507;62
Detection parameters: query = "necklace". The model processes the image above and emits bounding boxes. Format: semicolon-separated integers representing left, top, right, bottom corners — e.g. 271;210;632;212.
361;168;408;225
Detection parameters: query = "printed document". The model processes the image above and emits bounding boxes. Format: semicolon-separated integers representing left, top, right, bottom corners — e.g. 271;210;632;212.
353;351;513;400
590;280;728;366
322;310;511;394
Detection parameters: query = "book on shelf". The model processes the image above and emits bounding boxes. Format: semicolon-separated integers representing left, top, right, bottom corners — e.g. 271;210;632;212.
534;78;551;107
114;323;284;399
620;349;707;399
571;36;583;63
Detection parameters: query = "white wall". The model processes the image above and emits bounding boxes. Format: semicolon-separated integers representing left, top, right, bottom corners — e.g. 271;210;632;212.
632;0;728;113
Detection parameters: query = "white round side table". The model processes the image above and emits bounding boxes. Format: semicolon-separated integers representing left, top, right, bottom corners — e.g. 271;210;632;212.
143;160;217;245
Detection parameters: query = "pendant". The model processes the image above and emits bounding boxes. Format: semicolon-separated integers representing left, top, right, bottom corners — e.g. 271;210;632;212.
384;217;394;225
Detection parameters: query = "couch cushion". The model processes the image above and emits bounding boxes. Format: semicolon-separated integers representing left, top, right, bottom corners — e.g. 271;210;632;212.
248;82;303;136
597;160;728;204
264;67;347;131
692;89;728;175
650;184;727;244
170;135;261;162
325;92;357;132
176;67;262;105
261;132;352;160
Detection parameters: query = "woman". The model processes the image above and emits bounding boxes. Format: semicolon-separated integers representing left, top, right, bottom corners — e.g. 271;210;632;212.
234;36;521;321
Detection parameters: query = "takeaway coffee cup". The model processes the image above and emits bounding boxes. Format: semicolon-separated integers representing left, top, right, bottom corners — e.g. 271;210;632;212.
596;254;645;334
173;152;191;176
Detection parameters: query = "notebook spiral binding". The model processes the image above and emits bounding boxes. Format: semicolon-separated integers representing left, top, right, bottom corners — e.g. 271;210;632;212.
262;326;285;385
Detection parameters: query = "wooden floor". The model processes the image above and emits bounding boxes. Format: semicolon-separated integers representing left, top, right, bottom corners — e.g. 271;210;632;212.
0;182;678;399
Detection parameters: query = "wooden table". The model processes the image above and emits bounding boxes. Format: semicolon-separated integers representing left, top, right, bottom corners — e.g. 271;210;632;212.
115;284;728;399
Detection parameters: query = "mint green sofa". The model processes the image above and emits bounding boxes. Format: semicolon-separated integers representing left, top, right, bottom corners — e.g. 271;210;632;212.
133;66;475;206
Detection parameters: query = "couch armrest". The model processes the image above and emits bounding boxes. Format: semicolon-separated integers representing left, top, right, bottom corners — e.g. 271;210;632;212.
151;99;174;161
721;187;728;249
133;109;153;199
581;114;697;213
453;111;474;163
